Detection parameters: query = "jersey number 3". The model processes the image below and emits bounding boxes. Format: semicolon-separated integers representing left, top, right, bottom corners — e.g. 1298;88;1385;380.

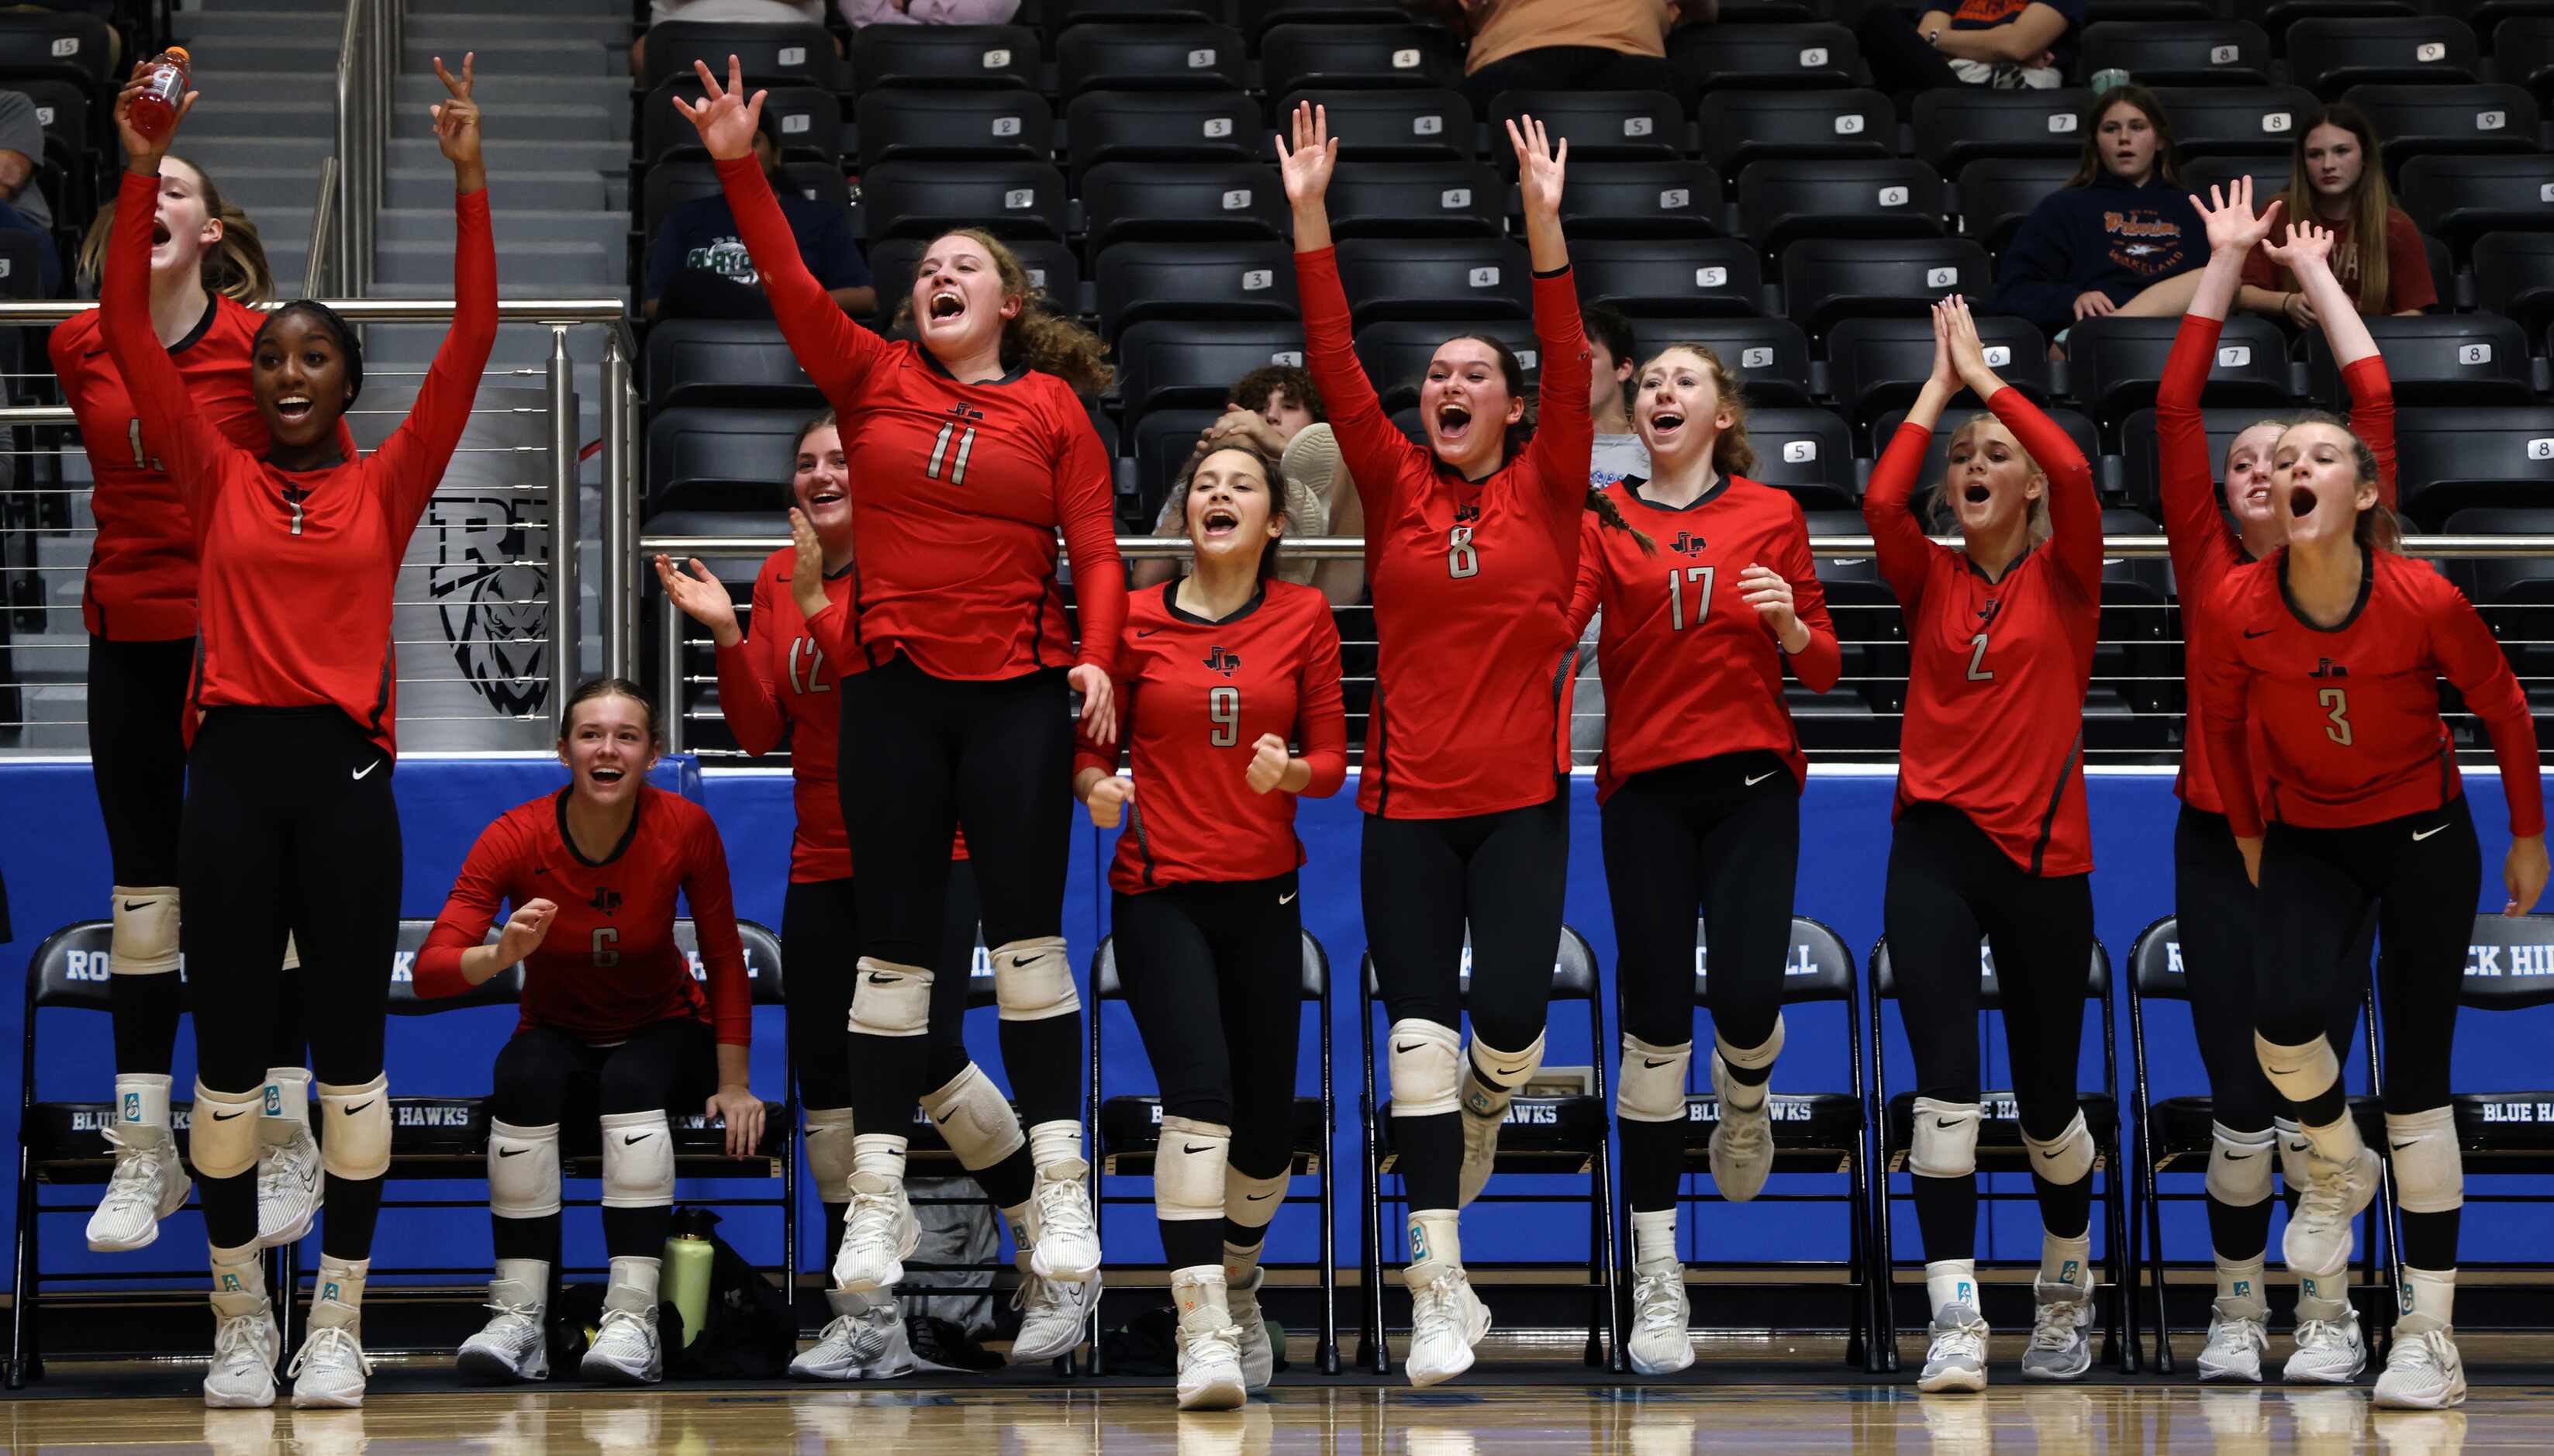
2319;687;2352;747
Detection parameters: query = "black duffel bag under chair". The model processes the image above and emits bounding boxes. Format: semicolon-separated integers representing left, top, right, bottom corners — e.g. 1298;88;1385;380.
548;1209;796;1378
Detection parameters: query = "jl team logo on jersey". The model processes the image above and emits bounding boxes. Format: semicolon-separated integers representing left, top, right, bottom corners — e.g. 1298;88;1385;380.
1671;531;1707;557
588;887;622;916
1205;646;1242;678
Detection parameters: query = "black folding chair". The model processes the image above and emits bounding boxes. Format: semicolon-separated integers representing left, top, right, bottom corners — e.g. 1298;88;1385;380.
2421;913;2554;1312
1357;926;1621;1374
1085;930;1340;1375
1868;934;2133;1371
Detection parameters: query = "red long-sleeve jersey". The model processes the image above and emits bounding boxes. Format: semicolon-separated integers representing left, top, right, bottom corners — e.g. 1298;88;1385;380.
1295;245;1592;819
52;295;357;642
713;155;1123;683
1075;580;1348;892
100;168;496;759
1567;477;1841;802
713;545;968;882
415;786;754;1047
2199;550;2545;840
1865;389;2101;877
2159;313;2398;817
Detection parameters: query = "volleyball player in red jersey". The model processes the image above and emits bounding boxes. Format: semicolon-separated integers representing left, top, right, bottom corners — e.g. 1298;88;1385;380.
2200;221;2550;1411
102;57;497;1409
2159;178;2400;1385
675;56;1123;1302
1865;297;2103;1393
55;155;354;1258
417;680;762;1387
1284;104;1631;1385
1565;343;1841;1375
654;415;1082;1378
1074;441;1346;1408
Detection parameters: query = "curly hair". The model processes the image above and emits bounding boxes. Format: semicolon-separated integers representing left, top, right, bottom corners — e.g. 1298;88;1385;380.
1229;364;1322;423
892;228;1113;401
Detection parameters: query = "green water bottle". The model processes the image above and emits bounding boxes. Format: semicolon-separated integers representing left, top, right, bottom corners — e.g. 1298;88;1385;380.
664;1207;718;1348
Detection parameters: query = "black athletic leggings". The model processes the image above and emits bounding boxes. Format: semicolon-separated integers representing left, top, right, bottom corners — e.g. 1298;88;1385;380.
1112;871;1304;1269
782;862;985;1115
182;708;399;1258
488;1018;716;1262
1883;802;2096;1261
88;635;192;1074
1603;752;1800;1213
1462;46;1689;115
1363;792;1571;1213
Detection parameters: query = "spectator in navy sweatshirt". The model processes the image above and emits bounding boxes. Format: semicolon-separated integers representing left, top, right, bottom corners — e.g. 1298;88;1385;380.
1989;87;2205;345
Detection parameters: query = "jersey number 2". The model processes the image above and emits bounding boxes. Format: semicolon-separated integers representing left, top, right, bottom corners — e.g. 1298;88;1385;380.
1209;685;1240;747
2319;687;2352;746
1966;633;1993;682
927;423;977;485
592;927;620;968
1665;565;1714;630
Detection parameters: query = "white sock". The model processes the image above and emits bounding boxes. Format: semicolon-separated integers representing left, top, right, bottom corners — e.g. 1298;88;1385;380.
494;1257;549;1311
1926;1258;1979;1319
609;1253;663;1306
210;1240;262;1298
1407;1209;1462;1272
2038;1229;2091;1293
851;1133;907;1182
2295;1268;2351;1323
2214;1254;2268;1318
1631;1207;1679;1269
2399;1265;2456;1329
260;1067;312;1145
1029;1119;1082;1171
316;1254;368;1311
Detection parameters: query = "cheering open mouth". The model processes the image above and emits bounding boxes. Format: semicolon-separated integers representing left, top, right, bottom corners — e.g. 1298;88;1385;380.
927;288;965;323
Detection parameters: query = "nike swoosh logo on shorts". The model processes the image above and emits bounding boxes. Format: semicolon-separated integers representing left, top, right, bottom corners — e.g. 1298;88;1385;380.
2413;824;2449;841
1745;771;1779;786
352;761;380;780
1279;891;1296;904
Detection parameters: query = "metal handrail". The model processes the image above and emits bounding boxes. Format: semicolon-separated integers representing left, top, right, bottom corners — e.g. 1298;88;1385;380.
332;0;367;296
0;299;628;324
303;155;340;299
635;533;2554;561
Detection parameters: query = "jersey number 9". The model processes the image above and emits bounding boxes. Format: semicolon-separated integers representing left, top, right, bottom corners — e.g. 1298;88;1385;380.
1210;685;1240;747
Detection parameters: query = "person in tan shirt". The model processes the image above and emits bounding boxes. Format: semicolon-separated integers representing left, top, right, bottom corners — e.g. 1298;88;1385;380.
1415;0;1703;111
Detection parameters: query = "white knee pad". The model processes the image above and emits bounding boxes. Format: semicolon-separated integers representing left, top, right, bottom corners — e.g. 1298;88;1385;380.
109;886;181;976
920;1061;1026;1171
599;1110;676;1209
2206;1123;2276;1209
1224;1164;1288;1233
2385;1106;2463;1216
1387;1020;1464;1118
2022;1109;2096;1185
2255;1033;2341;1106
317;1075;391;1181
1615;1034;1692;1124
1908;1097;1982;1179
849;957;934;1038
488;1119;562;1220
2275;1116;2313;1192
1467;1029;1546;1102
805;1106;856;1200
1715;1013;1786;1074
992;937;1080;1022
1156;1116;1230;1222
188;1082;264;1180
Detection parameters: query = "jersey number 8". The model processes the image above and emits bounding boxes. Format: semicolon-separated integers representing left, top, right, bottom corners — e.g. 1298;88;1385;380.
1209;685;1240;746
1447;525;1479;579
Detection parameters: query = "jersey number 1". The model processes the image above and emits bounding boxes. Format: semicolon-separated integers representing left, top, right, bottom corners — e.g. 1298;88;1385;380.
927;423;978;485
1665;565;1714;630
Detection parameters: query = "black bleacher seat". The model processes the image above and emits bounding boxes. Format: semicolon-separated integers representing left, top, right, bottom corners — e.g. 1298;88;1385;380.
1242;0;1410;39
644;319;819;409
1117;320;1310;419
1824;315;2052;428
2229;0;2415;44
1280;88;1474;162
1736;157;1945;257
1328;160;1504;236
1575;236;1762;318
1777;236;1993;338
1483;91;1685;172
1067;91;1258;173
2147;85;2321;159
2474;230;2554;335
2076;20;2274;87
867;237;1082;328
1619;316;1816;405
2497;18;2554;109
1259;23;1461;94
2400;153;2554;255
2283;17;2480;96
1351;319;1540;412
1550;159;1724;239
2113;405;2255;516
2178;156;2299;217
2392;405;2554;522
1133;406;1223;516
1697;89;1893;174
1955;157;2077;255
1093;239;1299;341
644;81;837;167
1913;88;2093;178
641;20;838;90
0;229;44;300
2301;313;2532;405
2439;0;2554;35
1055;22;1248;98
2065;315;2292;428
1079;161;1286;252
0;12;122;98
1330;236;1531;326
2442;509;2554;604
15;77;86;163
1666;22;1861;91
850;25;1041;90
859;160;1068;242
646;406;813;514
639;158;845;239
1738;407;1860;509
1047;0;1237;30
854;88;1052;169
2339;85;2539;181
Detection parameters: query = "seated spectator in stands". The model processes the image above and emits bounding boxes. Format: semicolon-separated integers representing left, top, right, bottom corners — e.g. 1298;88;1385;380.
2238;104;2435;323
1989;87;2204;343
1849;0;2080;101
643;108;872;322
1584;305;1647;489
0;88;53;233
840;0;1020;24
1134;365;1364;606
0;194;60;295
631;0;831;78
1416;0;1702;114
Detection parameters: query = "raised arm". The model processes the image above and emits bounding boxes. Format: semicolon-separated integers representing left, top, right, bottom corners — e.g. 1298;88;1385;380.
1279;102;1422;510
1863;302;1960;609
2161;181;2281;595
1510;114;1593;516
378;54;498;529
100;80;231;517
682;57;893;405
2265;219;2400;505
1945;295;2095;600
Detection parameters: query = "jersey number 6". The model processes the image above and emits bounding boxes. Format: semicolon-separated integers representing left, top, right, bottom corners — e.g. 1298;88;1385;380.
1209;685;1240;747
592;926;620;968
